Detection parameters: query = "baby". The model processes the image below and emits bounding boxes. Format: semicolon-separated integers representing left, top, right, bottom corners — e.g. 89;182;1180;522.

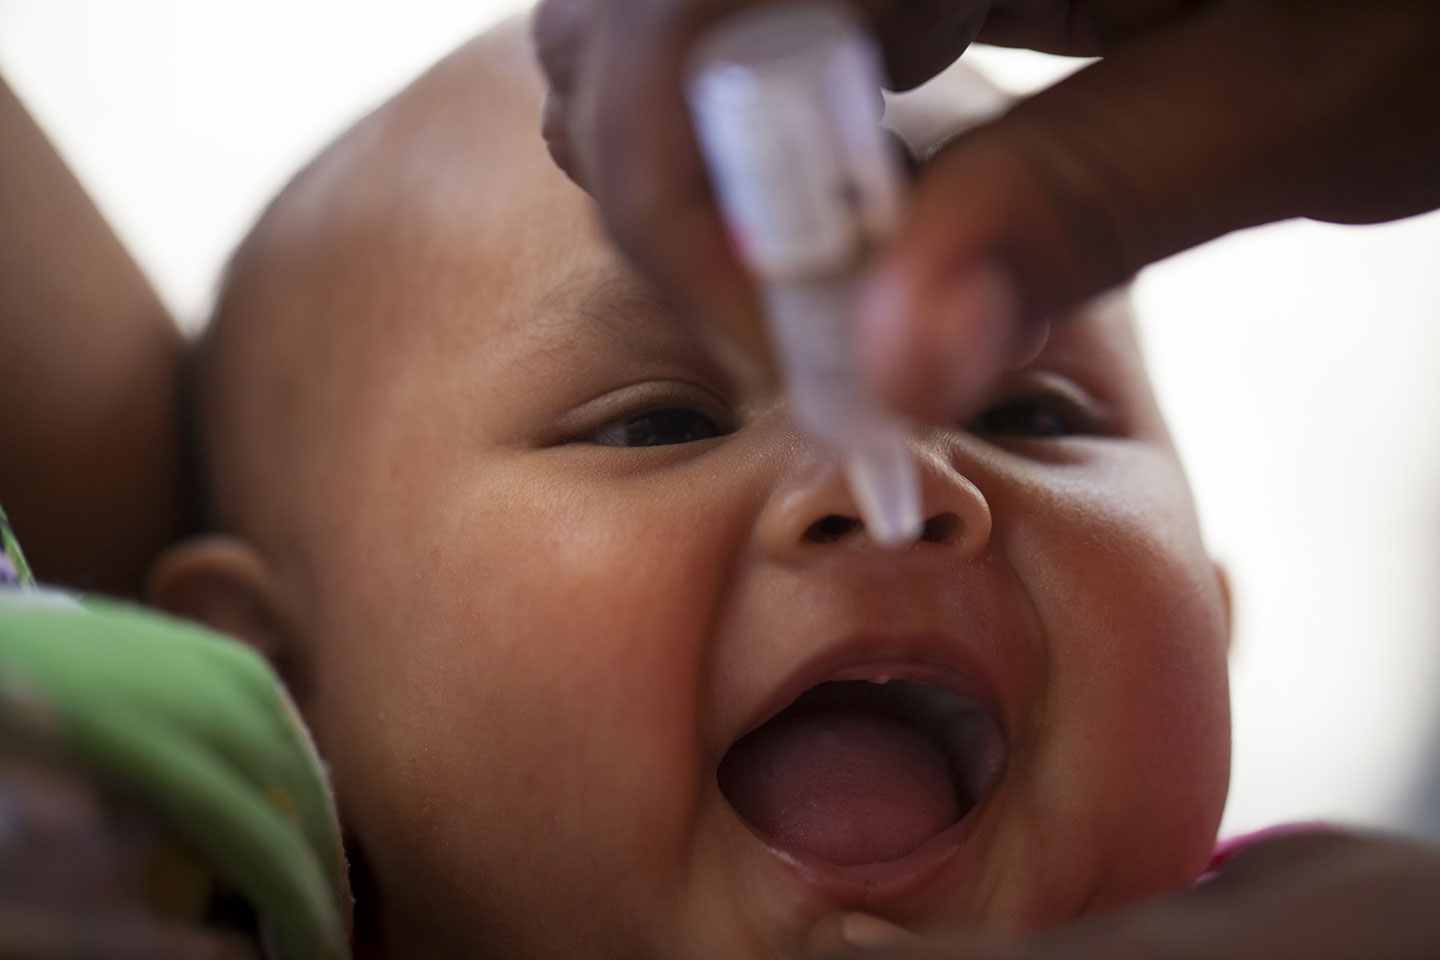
149;19;1230;959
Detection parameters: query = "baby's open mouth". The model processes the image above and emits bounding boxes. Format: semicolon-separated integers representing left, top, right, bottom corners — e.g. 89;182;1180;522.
718;678;1006;866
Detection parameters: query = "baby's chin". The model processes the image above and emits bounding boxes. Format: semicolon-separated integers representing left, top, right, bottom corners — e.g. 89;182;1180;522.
621;814;1184;960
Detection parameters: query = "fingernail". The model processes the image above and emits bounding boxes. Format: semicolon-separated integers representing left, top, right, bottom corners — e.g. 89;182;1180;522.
840;912;923;950
857;260;1020;421
804;911;921;956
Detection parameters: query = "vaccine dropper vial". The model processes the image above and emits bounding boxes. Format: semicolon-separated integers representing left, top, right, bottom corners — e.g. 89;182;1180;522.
687;0;923;546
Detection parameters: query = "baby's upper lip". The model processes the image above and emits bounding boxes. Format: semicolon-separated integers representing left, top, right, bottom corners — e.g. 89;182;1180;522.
708;558;1045;786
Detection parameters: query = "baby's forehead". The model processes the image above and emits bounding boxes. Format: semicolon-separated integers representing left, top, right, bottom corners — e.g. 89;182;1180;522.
258;36;1017;369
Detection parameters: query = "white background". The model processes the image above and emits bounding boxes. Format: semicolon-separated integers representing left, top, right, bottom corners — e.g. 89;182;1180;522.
3;0;1438;842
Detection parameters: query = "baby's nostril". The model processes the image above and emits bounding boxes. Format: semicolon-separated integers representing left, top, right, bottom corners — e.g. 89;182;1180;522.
921;512;961;544
805;514;861;543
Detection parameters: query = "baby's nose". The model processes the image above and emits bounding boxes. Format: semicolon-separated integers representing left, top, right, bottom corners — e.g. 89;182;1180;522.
755;449;990;561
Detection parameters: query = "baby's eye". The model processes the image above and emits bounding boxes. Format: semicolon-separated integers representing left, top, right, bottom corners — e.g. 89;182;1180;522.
590;407;726;447
968;393;1093;439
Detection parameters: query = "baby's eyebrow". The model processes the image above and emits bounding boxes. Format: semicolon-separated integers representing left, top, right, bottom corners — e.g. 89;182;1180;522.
525;264;689;353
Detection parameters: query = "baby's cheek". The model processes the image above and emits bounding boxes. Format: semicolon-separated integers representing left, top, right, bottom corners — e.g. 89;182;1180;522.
1006;470;1231;908
303;602;685;953
315;513;717;952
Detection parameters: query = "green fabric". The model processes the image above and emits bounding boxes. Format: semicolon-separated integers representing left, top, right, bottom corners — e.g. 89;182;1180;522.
0;504;33;587
0;595;351;959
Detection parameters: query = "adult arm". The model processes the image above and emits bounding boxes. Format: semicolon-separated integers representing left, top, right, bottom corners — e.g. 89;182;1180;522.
0;74;187;595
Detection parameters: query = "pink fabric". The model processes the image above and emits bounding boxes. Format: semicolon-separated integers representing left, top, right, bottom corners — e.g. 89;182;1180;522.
1196;822;1349;886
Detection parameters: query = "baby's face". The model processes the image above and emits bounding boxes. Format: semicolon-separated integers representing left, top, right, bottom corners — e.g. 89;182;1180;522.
240;35;1229;960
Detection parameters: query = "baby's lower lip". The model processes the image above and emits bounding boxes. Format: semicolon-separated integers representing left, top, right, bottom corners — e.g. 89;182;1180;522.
738;786;993;907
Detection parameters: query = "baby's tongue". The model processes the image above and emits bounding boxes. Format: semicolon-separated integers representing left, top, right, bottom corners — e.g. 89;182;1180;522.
719;704;960;865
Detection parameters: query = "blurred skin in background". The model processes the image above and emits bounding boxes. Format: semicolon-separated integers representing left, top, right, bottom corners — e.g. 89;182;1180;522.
0;75;185;598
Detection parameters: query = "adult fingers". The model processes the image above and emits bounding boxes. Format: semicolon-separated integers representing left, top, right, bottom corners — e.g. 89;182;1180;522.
1001;833;1440;960
532;0;1203;282
981;0;1208;56
537;0;771;360
813;835;1440;960
533;0;594;183
858;0;1440;422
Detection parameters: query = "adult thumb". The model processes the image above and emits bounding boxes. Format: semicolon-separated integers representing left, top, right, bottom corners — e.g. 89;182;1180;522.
858;1;1440;422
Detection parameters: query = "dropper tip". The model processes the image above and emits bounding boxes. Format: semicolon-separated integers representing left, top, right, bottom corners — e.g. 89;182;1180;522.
843;441;922;548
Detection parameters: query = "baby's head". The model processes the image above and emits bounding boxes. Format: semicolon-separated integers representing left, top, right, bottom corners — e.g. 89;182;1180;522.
152;21;1231;959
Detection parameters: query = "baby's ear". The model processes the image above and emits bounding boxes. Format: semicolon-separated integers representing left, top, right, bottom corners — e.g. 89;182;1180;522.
146;536;305;693
1213;561;1233;653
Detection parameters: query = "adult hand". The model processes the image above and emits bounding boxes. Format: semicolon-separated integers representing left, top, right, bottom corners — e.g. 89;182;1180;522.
534;0;1440;418
805;832;1440;960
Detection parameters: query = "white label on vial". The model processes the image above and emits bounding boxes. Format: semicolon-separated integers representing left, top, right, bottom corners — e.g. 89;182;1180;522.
690;68;862;277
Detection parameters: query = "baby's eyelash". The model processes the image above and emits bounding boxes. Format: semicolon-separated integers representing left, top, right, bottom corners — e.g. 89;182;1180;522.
589;406;727;447
967;388;1106;440
556;381;736;449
